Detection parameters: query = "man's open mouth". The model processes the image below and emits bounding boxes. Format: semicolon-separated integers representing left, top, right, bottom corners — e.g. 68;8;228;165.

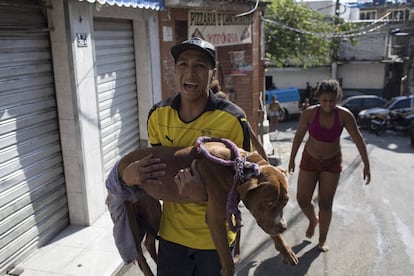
184;82;198;90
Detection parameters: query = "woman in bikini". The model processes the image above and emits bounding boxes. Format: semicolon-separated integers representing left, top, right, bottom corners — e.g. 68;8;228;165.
288;79;371;252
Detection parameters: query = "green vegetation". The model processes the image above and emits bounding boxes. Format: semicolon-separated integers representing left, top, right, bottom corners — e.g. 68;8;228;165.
264;0;362;68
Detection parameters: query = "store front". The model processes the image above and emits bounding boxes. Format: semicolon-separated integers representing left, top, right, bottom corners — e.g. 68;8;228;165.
159;5;265;133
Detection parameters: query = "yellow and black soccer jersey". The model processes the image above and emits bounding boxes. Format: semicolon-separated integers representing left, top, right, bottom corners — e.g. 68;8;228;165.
147;92;251;250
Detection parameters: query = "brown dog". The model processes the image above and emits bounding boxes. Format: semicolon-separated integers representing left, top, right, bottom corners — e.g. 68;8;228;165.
118;140;298;276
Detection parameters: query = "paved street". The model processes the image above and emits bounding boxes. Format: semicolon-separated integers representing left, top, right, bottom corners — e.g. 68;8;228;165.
117;120;414;276
235;121;414;276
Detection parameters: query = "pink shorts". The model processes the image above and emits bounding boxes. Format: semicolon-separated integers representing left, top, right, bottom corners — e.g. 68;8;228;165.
299;150;342;173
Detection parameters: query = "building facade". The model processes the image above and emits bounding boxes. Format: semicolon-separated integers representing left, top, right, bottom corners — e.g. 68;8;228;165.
0;0;161;273
266;0;413;99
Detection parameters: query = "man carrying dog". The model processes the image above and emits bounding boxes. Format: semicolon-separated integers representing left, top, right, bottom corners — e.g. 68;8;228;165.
119;37;252;275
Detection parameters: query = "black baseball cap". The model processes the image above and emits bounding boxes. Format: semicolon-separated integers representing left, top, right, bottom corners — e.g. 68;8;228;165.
170;37;216;68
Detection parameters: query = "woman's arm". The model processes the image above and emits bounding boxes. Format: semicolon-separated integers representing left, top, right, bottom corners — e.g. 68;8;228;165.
341;108;371;184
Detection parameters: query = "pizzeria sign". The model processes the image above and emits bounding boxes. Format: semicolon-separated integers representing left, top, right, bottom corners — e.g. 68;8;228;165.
188;10;252;47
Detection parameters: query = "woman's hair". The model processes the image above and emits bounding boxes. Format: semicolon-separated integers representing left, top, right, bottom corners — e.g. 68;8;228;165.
314;79;343;100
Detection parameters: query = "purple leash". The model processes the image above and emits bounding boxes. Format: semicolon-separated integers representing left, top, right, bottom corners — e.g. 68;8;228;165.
195;136;259;232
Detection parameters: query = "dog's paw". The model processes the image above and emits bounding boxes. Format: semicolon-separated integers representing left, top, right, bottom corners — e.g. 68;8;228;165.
283;250;299;265
276;241;298;266
276;167;288;175
283;251;299;265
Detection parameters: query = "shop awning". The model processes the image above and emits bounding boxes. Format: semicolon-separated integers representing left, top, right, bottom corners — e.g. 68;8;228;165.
79;0;164;10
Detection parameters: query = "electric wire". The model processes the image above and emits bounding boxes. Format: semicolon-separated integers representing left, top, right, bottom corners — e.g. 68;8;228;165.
262;12;391;39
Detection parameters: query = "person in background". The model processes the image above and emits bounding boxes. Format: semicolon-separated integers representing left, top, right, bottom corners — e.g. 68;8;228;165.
310;82;319;105
300;98;310;111
268;95;281;132
119;37;252;275
288;79;371;252
210;79;230;101
304;82;312;100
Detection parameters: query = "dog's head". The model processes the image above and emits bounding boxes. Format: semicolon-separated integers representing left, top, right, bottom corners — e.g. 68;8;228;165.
237;154;289;236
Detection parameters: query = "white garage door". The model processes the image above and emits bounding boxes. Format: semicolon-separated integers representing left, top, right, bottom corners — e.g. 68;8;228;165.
94;18;140;176
0;1;68;273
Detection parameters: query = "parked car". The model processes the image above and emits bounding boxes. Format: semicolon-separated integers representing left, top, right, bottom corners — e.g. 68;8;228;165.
341;90;364;101
339;95;387;118
410;120;414;147
309;90;363;106
357;95;414;129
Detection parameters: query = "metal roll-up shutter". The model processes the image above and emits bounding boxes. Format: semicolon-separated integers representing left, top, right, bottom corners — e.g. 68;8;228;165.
0;0;68;274
94;18;140;176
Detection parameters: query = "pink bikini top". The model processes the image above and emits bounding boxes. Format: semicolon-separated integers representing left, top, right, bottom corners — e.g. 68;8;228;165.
308;106;343;143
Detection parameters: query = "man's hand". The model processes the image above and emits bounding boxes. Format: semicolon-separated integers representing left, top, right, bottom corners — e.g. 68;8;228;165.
122;154;166;186
174;160;207;201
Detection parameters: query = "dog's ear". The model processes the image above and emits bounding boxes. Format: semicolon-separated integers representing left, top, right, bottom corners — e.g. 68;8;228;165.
246;152;268;166
237;178;260;199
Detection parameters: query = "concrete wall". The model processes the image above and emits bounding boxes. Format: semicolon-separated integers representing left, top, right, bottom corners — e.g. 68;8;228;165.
339;63;386;95
339;32;387;61
265;67;331;90
265;62;386;96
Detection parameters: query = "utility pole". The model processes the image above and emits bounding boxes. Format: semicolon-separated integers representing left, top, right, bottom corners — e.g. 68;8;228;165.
331;0;341;80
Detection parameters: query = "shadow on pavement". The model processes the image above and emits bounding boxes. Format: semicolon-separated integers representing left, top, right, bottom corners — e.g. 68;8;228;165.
237;240;321;276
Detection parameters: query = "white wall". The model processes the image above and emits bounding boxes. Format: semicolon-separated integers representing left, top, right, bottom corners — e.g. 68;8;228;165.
339;63;385;90
265;67;331;90
265;63;385;93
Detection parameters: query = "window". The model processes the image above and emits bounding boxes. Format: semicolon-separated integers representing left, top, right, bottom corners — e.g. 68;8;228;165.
365;98;386;108
391;99;410;109
360;10;377;20
387;9;410;21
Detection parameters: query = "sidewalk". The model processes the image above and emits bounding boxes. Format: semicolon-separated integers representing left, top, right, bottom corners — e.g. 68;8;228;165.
14;127;359;276
15;212;123;276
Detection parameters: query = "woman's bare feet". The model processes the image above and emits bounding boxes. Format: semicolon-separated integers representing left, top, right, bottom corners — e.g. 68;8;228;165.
305;217;319;238
318;240;329;252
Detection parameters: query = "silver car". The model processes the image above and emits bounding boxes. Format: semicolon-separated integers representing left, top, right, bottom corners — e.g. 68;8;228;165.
357;95;414;129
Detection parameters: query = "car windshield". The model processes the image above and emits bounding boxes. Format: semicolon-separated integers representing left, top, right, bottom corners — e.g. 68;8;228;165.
375;99;387;108
384;98;398;108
